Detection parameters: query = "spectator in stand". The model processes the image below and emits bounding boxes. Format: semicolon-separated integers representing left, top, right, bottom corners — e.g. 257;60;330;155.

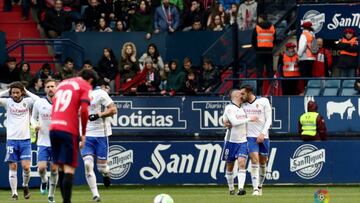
83;0;106;30
188;17;204;31
28;76;45;94
207;3;229;28
98;0;115;20
185;0;214;12
154;0;181;33
159;62;169;91
184;71;200;95
278;42;300;95
162;60;185;96
297;21;316;79
36;63;54;82
56;57;76;80
74;20;87;32
312;38;333;77
96;17;112;32
228;3;238;25
208;14;225;31
183;57;201;77
82;60;93;70
0;57;20;85
298;101;327;141
96;48;118;91
19;62;32;87
201;57;220;93
218;0;239;11
335;28;359;77
114;0;137;22
114;20;125;32
183;0;206;29
252;13;276;94
139;43;164;71
237;0;257;30
137;58;161;93
118;42;139;85
129;0;153;39
43;0;72;38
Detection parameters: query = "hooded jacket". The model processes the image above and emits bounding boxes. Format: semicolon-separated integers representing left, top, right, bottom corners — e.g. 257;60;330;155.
298;101;327;141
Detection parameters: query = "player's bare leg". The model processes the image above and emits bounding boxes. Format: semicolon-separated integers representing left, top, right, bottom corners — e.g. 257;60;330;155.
9;162;18;200
259;155;269;195
237;157;247;195
225;162;235;195
249;152;260;195
21;160;31;199
62;164;75;203
38;161;48;195
97;159;110;188
48;164;59;203
83;155;101;202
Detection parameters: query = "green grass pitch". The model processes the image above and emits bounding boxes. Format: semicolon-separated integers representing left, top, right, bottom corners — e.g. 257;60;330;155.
0;185;359;203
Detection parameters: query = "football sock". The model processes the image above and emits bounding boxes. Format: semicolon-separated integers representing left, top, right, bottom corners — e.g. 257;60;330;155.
39;169;48;184
22;169;30;187
63;173;73;203
251;164;259;190
58;170;64;199
237;169;247;190
84;156;99;197
48;170;58;197
97;163;109;177
9;169;18;195
225;170;235;191
259;164;267;188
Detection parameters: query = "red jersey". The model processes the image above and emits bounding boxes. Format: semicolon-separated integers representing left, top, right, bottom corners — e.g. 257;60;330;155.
50;77;92;135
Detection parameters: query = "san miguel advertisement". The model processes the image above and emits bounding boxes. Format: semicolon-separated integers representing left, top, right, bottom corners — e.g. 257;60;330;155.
0;141;359;187
0;96;360;135
297;4;360;39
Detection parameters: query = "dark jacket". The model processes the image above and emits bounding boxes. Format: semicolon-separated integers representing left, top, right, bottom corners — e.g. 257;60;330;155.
19;70;32;87
252;21;276;53
129;11;153;33
0;65;20;84
166;65;186;91
96;58;118;80
183;9;206;28
336;36;359;70
43;9;72;34
298;101;327;141
201;66;220;92
83;5;106;30
137;69;161;92
118;58;139;84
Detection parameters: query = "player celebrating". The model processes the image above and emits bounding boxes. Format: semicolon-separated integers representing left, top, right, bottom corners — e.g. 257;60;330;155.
0;82;40;200
240;85;272;196
81;82;117;202
30;79;58;203
222;89;257;195
50;69;98;203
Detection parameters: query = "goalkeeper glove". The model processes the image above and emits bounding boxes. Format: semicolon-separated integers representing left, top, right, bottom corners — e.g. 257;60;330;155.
89;114;100;121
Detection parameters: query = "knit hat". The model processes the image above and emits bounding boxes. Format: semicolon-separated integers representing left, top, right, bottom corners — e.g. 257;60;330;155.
301;21;313;29
285;42;296;48
344;28;355;34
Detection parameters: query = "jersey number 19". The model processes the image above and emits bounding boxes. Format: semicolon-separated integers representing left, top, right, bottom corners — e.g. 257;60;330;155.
54;89;73;112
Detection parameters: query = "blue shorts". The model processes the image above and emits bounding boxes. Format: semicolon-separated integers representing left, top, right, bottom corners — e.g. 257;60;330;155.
247;137;270;157
38;146;53;162
81;137;108;160
50;130;79;167
4;139;31;162
222;141;248;162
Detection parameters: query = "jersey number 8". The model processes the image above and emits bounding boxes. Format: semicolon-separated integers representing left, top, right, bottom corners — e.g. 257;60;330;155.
54;90;73;112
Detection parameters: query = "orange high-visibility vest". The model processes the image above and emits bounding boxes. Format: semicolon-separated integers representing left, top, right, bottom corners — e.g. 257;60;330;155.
303;30;316;60
339;37;358;57
256;25;275;48
283;53;300;77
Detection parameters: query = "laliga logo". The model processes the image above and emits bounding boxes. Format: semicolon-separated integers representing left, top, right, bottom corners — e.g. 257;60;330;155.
302;10;325;33
108;145;133;180
290;144;325;179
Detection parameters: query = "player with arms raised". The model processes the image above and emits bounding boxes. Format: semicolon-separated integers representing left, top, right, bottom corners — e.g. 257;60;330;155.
240;85;272;196
0;82;39;200
222;89;257;195
31;79;58;202
50;69;98;203
81;82;117;202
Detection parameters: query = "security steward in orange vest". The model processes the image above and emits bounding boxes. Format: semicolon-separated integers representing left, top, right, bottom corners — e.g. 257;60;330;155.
336;28;359;77
278;42;300;95
298;101;327;141
252;13;276;95
297;21;316;78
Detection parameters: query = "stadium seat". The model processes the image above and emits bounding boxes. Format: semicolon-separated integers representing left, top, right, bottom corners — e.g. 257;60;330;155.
341;88;358;96
325;80;341;88
307;80;322;88
322;88;338;96
342;80;355;88
305;88;321;96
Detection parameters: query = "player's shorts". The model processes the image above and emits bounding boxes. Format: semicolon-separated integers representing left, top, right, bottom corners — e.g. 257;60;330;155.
50;130;79;167
4;139;31;162
222;141;248;162
37;146;53;162
81;136;108;160
247;137;270;157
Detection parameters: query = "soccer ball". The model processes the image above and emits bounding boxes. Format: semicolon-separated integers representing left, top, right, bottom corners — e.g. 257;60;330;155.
153;194;174;203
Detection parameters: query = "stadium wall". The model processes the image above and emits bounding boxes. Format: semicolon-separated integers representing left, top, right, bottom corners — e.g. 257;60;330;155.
0;140;359;188
0;32;6;65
